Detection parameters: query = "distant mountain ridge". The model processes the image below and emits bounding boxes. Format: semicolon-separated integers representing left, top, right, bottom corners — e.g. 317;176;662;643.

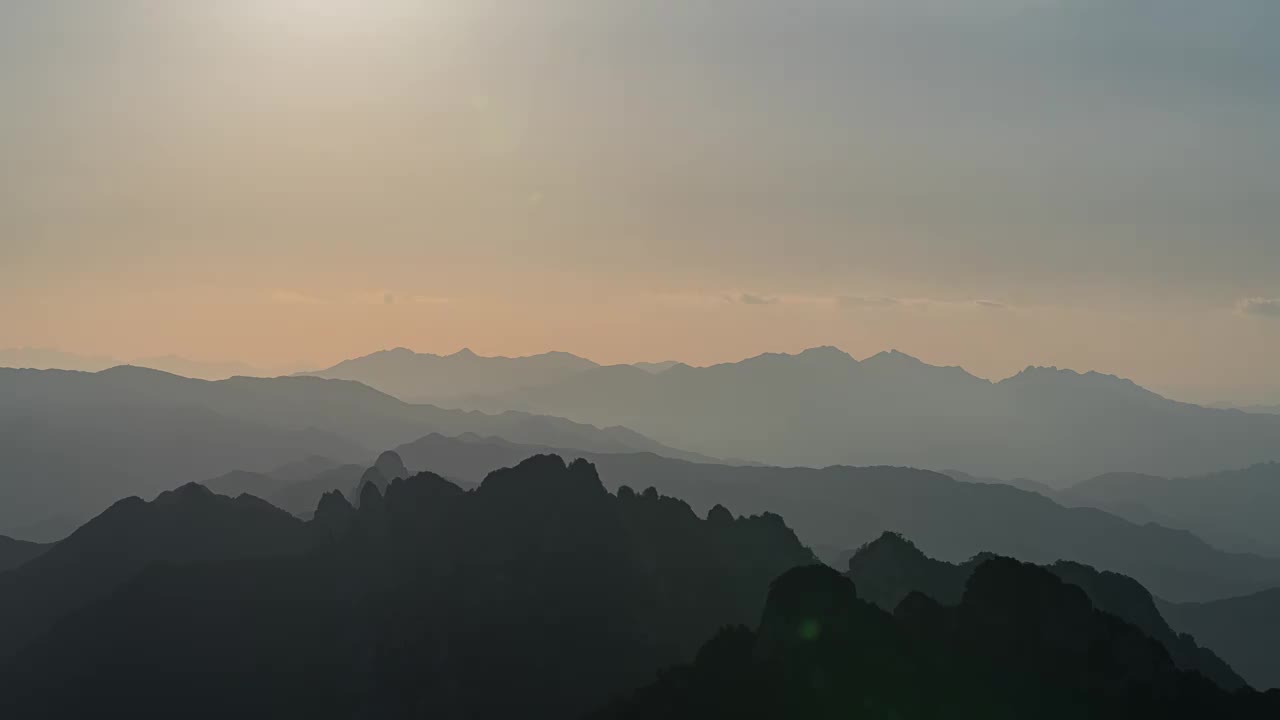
1162;588;1280;691
1064;464;1280;556
299;347;601;404
452;346;1280;484
0;347;283;379
0;366;707;539
0;537;49;574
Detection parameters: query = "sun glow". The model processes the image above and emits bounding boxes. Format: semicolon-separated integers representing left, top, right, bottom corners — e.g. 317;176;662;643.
223;0;435;41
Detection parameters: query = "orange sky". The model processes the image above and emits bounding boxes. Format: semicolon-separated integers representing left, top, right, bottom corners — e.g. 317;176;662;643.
3;2;1278;404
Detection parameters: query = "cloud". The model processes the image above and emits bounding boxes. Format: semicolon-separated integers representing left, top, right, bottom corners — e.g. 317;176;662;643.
974;300;1007;310
738;293;779;306
1239;298;1280;318
837;296;900;309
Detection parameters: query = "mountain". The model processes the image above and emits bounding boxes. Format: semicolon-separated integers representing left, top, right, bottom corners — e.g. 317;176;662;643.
460;347;1280;484
946;468;1066;500
0;537;49;573
0;347;118;372
0;483;311;658
846;532;1245;691
350;450;410;502
593;561;1280;719
0;349;281;380
266;463;365;516
291;433;1280;603
0;456;814;718
200;456;365;516
300;347;600;404
1064;463;1280;556
632;360;681;374
0;366;703;539
1161;589;1280;691
130;355;274;380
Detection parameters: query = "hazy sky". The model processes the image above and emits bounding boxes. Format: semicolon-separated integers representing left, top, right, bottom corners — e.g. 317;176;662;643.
2;1;1278;403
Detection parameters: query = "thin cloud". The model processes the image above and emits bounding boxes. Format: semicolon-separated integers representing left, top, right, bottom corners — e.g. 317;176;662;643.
974;300;1007;310
738;293;780;306
837;296;900;309
1239;298;1280;318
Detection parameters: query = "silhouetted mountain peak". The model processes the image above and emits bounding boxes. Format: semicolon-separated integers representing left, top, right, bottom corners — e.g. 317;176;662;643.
707;504;734;525
154;482;216;506
477;454;609;505
315;488;354;518
963;556;1093;622
451;347;478;359
862;348;924;368
374;450;408;482
797;345;853;361
358;478;385;514
383;471;466;511
850;531;928;567
757;565;863;654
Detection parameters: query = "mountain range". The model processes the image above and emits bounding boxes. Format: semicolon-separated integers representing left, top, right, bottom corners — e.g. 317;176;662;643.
0;347;287;379
0;366;706;540
0;456;814;718
0;482;314;658
1161;589;1280;693
3;448;1279;715
844;531;1245;690
228;432;1280;604
299;346;1280;485
594;561;1280;719
299;347;601;404
1062;464;1280;556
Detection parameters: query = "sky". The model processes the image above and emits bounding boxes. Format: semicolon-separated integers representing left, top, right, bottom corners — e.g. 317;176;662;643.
2;1;1278;403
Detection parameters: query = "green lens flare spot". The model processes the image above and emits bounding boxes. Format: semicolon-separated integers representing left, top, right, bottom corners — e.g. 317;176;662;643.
799;619;820;641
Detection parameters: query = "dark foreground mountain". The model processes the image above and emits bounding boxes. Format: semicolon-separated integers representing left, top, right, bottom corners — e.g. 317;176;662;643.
845;532;1245;690
0;536;48;573
0;483;311;658
593;562;1280;720
0;456;814;719
1064;463;1280;556
461;347;1280;484
1161;589;1280;691
357;435;1280;603
0;366;703;539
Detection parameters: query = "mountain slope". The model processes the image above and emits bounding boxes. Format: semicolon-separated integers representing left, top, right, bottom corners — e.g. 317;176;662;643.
280;433;1280;603
0;483;312;658
0;366;703;537
0;456;814;718
300;347;600;404
0;537;49;573
462;347;1280;484
593;561;1280;719
846;532;1245;690
1065;463;1280;555
1161;589;1280;691
554;452;1280;603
